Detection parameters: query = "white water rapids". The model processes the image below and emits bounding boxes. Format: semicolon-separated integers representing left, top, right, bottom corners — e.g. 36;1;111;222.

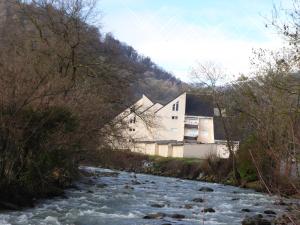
0;167;289;225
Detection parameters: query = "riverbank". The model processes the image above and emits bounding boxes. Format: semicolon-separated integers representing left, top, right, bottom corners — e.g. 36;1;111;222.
80;148;264;192
0;175;77;211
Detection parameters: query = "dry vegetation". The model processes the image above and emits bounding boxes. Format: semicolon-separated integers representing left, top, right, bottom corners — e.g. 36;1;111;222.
0;0;132;208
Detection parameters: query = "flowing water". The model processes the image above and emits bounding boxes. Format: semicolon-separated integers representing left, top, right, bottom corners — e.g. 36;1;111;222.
0;167;288;225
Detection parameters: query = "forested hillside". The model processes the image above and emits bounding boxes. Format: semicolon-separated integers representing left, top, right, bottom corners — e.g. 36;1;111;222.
0;0;187;208
98;33;186;104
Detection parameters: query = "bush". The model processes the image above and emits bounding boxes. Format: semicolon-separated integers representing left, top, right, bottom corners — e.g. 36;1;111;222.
237;137;258;182
0;106;80;205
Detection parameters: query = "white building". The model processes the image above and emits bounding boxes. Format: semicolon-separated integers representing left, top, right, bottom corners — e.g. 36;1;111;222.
113;92;238;159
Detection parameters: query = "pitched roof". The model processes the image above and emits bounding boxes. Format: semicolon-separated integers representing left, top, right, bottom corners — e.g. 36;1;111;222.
213;117;226;140
185;94;214;117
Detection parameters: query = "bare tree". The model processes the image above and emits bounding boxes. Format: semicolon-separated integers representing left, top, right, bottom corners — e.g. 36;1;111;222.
191;61;241;184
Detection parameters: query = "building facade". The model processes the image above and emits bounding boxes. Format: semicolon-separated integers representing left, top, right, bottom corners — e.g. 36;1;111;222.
113;92;238;159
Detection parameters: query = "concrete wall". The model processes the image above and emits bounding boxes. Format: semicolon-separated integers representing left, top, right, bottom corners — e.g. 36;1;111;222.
183;144;217;158
132;143;146;154
172;145;184;158
130;142;235;159
145;143;157;155
158;144;172;157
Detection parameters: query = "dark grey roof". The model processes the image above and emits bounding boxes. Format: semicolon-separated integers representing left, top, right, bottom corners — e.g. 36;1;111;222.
185;94;214;117
214;117;242;141
213;117;226;140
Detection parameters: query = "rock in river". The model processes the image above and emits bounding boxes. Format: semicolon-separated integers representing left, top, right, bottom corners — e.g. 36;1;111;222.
192;198;204;202
264;210;276;215
143;212;166;219
150;203;165;208
242;215;272;225
241;208;251;212
201;208;215;213
199;187;214;192
170;213;185;219
184;203;194;209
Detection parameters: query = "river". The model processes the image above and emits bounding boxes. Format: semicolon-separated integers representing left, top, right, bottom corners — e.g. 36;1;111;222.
0;167;288;225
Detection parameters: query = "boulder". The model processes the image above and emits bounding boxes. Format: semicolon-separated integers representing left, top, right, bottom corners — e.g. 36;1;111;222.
184;204;194;209
151;203;165;208
264;210;276;215
199;187;214;192
124;185;134;190
201;208;215;213
170;213;185;219
0;201;21;210
242;215;272;225
131;180;141;185
143;212;166;219
241;208;251;212
274;200;287;206
192;198;204;203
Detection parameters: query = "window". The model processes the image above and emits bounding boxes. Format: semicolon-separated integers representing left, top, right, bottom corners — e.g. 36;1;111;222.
129;128;135;131
172;116;178;119
129;116;136;123
172;101;179;111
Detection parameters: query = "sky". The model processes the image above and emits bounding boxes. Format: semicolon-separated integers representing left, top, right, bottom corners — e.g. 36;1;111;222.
97;0;289;82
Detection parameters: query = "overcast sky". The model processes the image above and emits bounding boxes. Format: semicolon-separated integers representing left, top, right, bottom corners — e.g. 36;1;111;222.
97;0;288;82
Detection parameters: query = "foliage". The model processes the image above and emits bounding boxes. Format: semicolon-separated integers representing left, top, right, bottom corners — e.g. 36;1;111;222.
0;107;79;202
237;137;258;182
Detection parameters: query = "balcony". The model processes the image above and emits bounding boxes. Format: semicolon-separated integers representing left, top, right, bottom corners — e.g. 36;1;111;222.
184;124;198;129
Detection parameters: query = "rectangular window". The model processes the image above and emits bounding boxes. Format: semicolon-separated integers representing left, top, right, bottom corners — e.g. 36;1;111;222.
172;116;178;119
172;101;179;111
129;116;136;123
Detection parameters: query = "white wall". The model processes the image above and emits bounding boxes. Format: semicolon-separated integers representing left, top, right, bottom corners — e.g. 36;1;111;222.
129;142;233;159
155;93;186;141
183;143;217;158
132;143;146;154
158;144;172;157
121;95;156;143
145;143;157;155
197;117;214;143
172;145;184;157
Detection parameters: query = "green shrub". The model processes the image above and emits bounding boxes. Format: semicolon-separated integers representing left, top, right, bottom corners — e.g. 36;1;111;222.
237;136;258;182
